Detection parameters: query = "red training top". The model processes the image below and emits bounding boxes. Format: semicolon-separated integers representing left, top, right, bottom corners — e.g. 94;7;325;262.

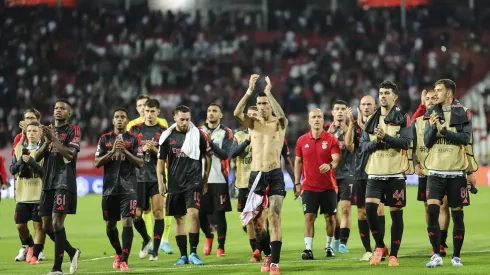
410;104;426;124
12;133;28;156
296;130;340;192
0;152;7;184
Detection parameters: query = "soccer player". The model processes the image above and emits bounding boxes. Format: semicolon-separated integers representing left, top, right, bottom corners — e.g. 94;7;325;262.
234;75;287;274
127;95;173;254
232;106;292;262
424;79;475;267
95;108;144;271
157;105;212;265
351;95;386;261
129;99;168;260
326;100;356;254
360;81;411;266
35;100;81;275
199;104;234;257
295;109;341;260
10;121;45;264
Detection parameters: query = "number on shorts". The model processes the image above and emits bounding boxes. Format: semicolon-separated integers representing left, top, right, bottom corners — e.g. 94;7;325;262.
349;183;353;197
392;189;405;200
194;192;201;202
130;200;137;211
220;195;227;205
460;187;468;199
56;194;66;206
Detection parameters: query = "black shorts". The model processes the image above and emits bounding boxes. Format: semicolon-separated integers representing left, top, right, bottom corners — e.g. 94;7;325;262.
249;169;286;197
137;182;159;211
366;178;406;207
102;193;138;221
417;177;428;201
427;176;468;208
166;188;201;216
337;179;356;205
355;179;367;207
237;188;249;212
302;190;337;215
200;184;232;213
15;203;41;224
39;189;77;216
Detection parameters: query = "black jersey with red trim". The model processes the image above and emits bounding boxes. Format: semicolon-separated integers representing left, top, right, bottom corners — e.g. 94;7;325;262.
324;123;355;179
41;124;81;193
129;123;167;183
95;131;143;196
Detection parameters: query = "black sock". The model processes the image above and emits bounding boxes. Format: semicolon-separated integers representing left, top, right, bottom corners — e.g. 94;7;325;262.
199;211;214;239
441;230;448;247
389;210;404;257
53;228;67;272
270;241;282;264
340;228;350;245
25;235;34;247
20;235;27;246
249;238;257;252
176;235;187;257
215;212;227;250
365;203;385;248
334;225;340;240
133;218;150;243
451;211;465;258
153;219;164;256
33;244;43;258
427;204;441;255
358;219;372;252
121;226;133;263
189;232;199;254
378;215;386;240
257;230;271;255
46;231;55;242
106;228;123;255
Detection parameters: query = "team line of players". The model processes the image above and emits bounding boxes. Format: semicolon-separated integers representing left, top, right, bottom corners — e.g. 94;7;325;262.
8;75;478;275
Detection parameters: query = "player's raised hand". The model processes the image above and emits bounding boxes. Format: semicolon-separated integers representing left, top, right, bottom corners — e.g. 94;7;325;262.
429;112;438;126
42;124;56;141
346;107;354;122
421;89;427;105
264;76;272;92
327;123;335;134
375;126;385;141
248;74;260;91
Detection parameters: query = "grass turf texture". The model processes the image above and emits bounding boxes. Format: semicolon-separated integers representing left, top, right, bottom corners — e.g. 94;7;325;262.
1;186;489;275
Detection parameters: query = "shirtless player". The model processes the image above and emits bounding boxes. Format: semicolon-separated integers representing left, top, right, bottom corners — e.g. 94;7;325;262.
234;75;287;275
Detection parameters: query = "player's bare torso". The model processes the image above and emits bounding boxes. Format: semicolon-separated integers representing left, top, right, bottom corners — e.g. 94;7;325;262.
250;117;286;172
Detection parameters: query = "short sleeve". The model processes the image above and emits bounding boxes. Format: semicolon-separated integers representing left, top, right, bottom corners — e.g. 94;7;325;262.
330;137;341;155
158;139;167;160
68;125;81;152
95;136;106;157
295;137;303;158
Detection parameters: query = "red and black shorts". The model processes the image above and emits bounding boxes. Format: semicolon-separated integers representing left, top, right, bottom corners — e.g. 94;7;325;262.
15;202;41;224
302;190;337;215
337;179;357;205
427;176;469;208
166;188;202;216
366;178;406;208
417;177;428;201
200;184;232;213
39;189;77;216
249;169;286;197
102;193;138;221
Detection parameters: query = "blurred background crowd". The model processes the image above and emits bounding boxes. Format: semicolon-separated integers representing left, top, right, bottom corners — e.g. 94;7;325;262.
0;0;489;164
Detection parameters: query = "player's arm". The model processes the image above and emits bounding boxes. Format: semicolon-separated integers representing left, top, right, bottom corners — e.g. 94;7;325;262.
210;128;234;160
34;139;51;162
231;138;250;158
264;76;288;129
94;136;115;168
123;136;144;168
25;156;44;176
360;130;378;153
9;152;24;176
330;138;342;169
440;116;472;145
157;141;168;194
201;132;212;193
344;124;355;153
234;74;259;129
380;114;411;150
203;154;211;190
281;140;294;180
424;116;439;148
43;125;79;161
411;123;419;166
294;156;303;186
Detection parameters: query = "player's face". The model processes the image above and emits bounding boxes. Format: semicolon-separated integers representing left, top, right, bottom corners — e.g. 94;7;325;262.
360;98;376;117
113;111;129;130
206;105;223;124
256;96;272;118
26;125;41;143
247;109;259;120
144;106;160;124
434;84;450;105
54;102;71;121
174;111;191;132
24;112;39;123
331;104;347;122
425;91;437;108
136;98;148;117
309;110;324;130
378;88;397;108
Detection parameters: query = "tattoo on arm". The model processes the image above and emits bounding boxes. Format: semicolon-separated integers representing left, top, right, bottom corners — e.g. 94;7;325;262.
233;95;253;128
265;92;287;126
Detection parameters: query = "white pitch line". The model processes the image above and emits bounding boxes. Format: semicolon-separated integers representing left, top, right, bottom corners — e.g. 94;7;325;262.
76;249;490;274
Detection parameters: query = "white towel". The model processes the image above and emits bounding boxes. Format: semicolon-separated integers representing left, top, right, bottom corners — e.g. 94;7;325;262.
240;172;268;226
159;122;201;160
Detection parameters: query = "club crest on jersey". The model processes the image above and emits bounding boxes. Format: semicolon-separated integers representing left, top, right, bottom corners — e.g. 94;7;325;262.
60;133;67;141
322;141;328;149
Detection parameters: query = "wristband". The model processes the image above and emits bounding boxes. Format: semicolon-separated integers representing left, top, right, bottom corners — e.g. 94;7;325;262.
328;163;333;170
246;89;253;96
295;183;301;186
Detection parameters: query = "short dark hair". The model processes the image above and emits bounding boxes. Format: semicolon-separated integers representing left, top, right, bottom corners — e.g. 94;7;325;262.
113;107;130;118
247;106;258;111
333;100;348;107
56;99;72;108
379;81;399;95
145;98;160;109
435;79;456;94
256;92;267;98
173;105;191;116
136;95;150;101
26;121;41;128
24;108;41;119
208;103;223;112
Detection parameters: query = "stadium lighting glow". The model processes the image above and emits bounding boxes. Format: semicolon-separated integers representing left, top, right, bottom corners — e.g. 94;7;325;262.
150;0;197;11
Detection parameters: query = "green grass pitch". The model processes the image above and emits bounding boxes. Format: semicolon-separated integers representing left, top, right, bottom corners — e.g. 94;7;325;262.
1;186;489;275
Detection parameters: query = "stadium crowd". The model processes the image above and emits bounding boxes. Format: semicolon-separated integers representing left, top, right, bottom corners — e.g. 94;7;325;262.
0;3;489;149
